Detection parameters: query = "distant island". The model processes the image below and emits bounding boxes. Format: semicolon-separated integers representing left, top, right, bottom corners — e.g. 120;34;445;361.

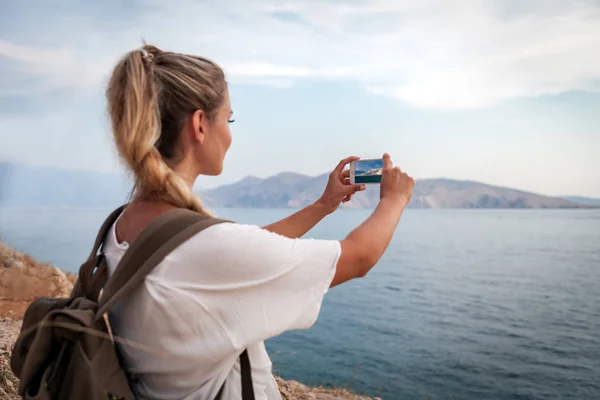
1;162;598;209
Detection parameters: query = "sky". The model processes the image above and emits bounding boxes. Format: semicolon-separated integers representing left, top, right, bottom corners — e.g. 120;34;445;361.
0;0;599;197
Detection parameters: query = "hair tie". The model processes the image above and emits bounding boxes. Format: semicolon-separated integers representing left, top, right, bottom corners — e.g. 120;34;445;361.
140;48;154;64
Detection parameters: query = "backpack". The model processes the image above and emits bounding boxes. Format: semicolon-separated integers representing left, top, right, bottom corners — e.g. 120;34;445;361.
10;205;256;400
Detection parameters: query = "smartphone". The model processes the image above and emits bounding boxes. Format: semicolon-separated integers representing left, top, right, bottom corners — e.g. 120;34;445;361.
350;158;384;185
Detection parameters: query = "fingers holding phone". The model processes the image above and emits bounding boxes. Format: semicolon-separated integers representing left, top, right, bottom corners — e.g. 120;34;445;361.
380;153;414;205
383;153;393;169
349;153;413;205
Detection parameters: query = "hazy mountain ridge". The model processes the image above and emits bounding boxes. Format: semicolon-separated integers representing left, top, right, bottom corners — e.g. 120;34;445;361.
0;162;597;209
559;196;600;206
202;172;329;209
406;178;583;209
202;173;595;209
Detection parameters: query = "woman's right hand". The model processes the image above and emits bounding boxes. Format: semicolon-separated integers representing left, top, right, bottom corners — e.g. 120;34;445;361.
379;153;415;205
332;152;415;288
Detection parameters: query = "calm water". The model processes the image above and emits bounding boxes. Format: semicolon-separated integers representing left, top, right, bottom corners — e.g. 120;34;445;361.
1;207;599;399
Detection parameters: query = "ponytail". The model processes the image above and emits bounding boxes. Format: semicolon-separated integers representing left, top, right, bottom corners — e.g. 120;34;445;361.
106;45;223;215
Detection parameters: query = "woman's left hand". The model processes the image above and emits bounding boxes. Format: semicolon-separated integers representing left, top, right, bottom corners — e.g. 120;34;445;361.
317;156;366;214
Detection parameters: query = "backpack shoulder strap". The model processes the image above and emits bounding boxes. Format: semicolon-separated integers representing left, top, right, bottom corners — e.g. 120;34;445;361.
94;207;229;322
76;204;127;294
89;204;128;259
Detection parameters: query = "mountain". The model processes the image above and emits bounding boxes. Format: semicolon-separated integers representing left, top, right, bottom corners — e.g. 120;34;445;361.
0;162;595;209
559;196;600;206
406;179;588;209
0;162;131;207
202;172;329;209
202;174;594;209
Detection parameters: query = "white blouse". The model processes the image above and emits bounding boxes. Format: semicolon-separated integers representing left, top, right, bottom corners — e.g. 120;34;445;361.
103;220;341;400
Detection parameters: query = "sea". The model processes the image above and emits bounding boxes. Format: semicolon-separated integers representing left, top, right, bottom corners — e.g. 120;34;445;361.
1;206;599;400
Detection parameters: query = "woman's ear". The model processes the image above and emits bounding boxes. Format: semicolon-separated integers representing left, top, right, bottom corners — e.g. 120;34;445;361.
191;109;206;144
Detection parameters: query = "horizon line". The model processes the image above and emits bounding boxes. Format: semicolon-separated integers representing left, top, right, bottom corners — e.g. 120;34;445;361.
2;160;598;200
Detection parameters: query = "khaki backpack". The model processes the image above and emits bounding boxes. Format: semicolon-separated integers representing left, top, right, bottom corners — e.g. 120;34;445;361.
10;205;256;400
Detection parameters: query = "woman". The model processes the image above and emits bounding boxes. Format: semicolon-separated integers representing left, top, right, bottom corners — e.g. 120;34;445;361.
103;44;414;400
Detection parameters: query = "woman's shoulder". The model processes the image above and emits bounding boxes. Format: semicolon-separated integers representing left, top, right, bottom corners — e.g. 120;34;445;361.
188;220;277;242
182;220;339;253
176;221;296;257
173;221;340;277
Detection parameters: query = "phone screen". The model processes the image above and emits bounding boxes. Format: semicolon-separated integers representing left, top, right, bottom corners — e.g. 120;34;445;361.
354;159;383;184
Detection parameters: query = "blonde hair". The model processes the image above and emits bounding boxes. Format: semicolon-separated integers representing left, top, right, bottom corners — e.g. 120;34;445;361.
106;44;227;214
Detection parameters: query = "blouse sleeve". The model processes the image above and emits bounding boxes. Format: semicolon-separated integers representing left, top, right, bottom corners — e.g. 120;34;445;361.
166;222;341;350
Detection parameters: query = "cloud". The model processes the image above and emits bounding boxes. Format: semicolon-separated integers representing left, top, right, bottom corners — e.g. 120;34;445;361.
0;40;111;96
0;40;71;64
1;0;600;108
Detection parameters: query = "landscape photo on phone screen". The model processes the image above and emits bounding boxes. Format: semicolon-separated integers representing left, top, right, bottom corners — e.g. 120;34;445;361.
355;159;383;183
